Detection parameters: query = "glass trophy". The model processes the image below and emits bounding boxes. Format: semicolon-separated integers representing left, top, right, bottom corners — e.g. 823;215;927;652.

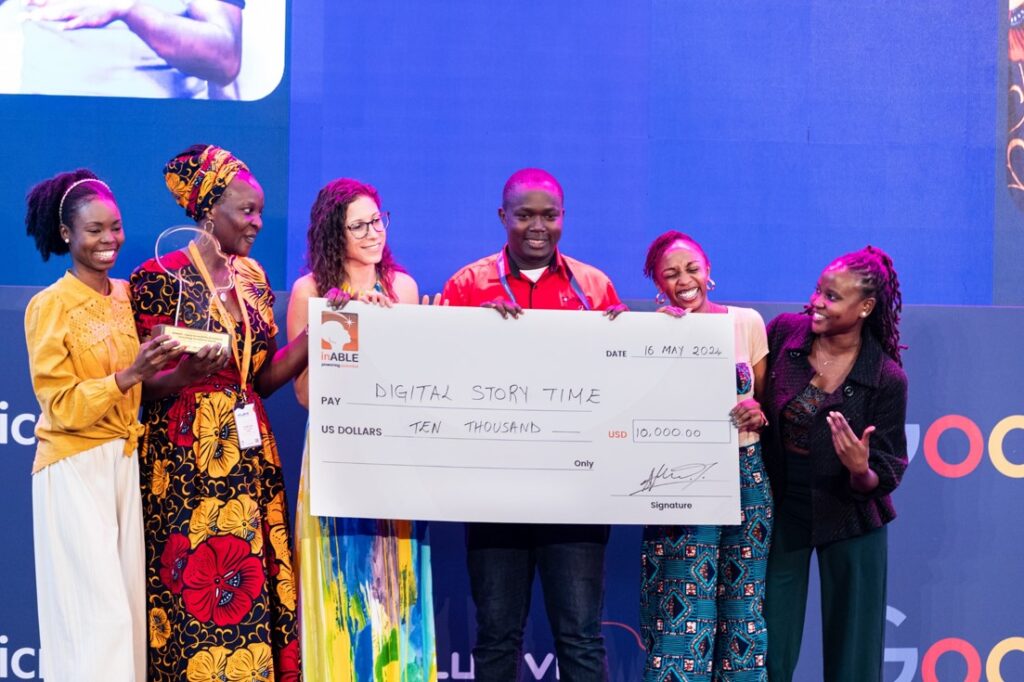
152;226;232;353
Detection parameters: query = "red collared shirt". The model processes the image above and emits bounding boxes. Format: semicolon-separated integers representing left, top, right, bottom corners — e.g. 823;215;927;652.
441;248;622;311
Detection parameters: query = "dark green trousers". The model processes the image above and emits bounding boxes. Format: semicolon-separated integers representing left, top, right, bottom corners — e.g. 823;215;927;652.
764;508;888;682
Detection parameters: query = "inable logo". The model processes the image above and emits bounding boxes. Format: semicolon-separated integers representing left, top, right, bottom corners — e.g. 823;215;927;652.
320;311;360;366
321;311;358;352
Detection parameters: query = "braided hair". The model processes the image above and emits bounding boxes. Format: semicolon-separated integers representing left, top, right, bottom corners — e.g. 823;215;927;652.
835;245;905;365
306;178;405;299
25;169;115;261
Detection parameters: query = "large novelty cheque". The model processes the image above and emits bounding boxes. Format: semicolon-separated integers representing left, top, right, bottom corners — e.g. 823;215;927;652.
308;301;742;524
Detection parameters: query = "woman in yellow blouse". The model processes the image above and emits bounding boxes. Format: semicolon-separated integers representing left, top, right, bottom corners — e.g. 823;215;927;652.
23;169;180;682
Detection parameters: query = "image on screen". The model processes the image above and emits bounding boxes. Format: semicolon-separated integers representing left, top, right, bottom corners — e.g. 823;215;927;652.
0;0;284;100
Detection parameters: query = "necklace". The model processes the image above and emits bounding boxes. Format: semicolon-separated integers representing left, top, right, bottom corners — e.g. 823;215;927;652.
811;339;859;378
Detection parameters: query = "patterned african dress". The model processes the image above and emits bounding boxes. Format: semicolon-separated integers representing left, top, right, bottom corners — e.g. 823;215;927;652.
640;307;773;682
295;281;436;681
130;252;301;682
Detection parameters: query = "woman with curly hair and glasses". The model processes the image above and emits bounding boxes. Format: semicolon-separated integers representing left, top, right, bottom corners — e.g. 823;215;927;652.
286;178;435;681
762;246;908;682
130;144;307;681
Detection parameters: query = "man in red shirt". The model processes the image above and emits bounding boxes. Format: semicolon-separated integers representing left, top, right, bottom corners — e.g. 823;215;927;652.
442;168;624;681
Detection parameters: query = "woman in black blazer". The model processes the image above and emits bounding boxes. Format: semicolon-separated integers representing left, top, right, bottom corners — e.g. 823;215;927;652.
762;246;908;682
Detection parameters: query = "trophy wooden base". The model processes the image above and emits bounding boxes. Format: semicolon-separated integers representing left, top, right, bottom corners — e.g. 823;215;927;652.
153;325;231;354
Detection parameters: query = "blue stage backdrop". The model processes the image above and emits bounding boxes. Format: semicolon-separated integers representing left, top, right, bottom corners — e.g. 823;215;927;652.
285;1;1005;305
0;292;1021;681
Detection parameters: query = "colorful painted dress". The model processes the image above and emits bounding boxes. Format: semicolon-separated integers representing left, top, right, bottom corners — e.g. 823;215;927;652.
295;282;436;681
130;252;301;682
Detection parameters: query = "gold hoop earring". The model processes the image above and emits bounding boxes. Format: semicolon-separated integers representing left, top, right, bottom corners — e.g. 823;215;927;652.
203;218;215;232
655;291;667;305
708;278;717;291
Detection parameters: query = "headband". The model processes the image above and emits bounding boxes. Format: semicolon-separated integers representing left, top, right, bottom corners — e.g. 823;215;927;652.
58;178;111;224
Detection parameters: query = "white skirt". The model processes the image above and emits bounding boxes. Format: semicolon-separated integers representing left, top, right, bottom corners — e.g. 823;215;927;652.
32;439;146;682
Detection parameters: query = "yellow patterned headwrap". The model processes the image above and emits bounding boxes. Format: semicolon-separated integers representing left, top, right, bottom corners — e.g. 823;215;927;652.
163;144;250;221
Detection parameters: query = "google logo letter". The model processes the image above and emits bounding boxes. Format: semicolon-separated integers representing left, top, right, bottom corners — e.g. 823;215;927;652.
922;415;1024;478
887;609;1024;682
920;636;1024;682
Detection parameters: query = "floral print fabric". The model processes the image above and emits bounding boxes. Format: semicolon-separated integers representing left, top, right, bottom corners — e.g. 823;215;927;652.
131;253;300;682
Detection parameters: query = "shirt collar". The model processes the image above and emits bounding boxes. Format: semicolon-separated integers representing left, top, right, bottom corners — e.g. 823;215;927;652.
503;246;566;278
61;270;124;303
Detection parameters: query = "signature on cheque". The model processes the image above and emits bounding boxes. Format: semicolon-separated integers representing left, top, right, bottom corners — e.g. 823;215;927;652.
628;462;718;496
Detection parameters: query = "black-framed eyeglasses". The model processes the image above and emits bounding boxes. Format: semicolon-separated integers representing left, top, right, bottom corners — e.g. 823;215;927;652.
346;212;390;240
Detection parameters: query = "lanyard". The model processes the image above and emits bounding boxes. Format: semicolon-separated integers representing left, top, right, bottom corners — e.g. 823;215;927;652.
188;242;254;393
495;249;592;311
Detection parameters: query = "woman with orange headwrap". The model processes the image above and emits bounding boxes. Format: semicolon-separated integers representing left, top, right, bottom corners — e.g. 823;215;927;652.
129;144;305;681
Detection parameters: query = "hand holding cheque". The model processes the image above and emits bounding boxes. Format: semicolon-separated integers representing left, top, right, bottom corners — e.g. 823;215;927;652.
308;300;742;524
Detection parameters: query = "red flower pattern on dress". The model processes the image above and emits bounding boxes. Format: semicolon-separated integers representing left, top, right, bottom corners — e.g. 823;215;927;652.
134;312;164;339
277;639;301;682
182;535;265;626
166;395;197;448
159;533;191;594
131;261;299;679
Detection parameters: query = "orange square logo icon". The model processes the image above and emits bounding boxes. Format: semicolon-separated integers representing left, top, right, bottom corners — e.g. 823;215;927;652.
321;311;359;351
